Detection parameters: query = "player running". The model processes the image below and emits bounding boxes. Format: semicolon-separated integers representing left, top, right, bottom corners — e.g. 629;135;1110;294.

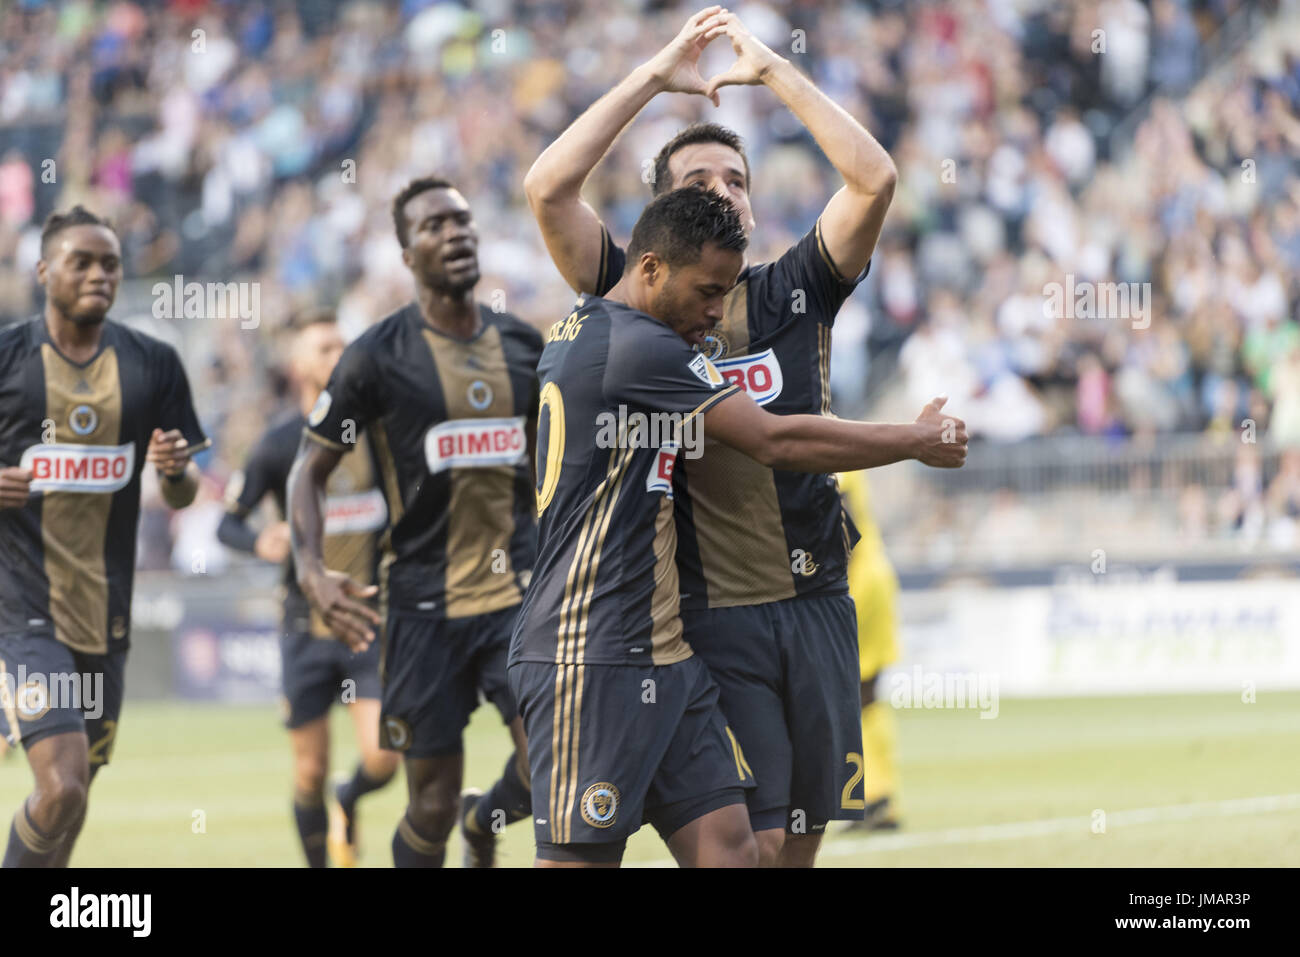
217;310;399;867
0;206;208;867
524;8;908;865
512;187;964;868
287;178;542;868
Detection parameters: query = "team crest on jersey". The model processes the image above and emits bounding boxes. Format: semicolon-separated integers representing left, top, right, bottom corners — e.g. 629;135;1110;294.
308;390;332;427
580;782;620;828
466;380;493;411
701;331;730;360
714;349;784;406
382;716;412;751
20;443;135;493
687;353;724;387
111;616;127;640
16;680;50;721
68;404;98;436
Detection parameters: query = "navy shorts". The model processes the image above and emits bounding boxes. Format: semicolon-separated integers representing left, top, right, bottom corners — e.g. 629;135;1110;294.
280;629;383;729
510;654;754;859
682;593;865;833
0;632;125;773
378;604;518;757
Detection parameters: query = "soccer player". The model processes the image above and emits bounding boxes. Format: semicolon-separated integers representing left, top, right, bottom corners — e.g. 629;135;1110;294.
217;310;399;867
287;178;542;868
0;206;208;867
838;469;902;830
512;187;964;868
524;8;907;865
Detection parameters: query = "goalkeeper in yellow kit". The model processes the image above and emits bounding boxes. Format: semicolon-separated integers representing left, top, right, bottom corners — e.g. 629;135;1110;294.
838;470;902;829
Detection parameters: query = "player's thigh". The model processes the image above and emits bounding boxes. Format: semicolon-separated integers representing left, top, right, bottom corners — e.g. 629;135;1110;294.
644;654;755;844
682;604;791;829
378;613;478;758
280;631;342;731
470;604;520;725
778;595;865;831
511;659;688;860
0;633;91;764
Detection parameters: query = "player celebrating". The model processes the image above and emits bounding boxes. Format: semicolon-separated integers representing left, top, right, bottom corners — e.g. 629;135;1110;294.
512;187;964;868
524;9;905;865
287;178;543;868
0;206;208;867
217;310;399;867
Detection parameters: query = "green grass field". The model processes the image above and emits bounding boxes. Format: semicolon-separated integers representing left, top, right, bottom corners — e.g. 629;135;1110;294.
3;691;1298;867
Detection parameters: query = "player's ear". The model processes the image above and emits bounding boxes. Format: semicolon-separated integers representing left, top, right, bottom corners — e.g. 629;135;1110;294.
639;252;661;287
35;259;48;286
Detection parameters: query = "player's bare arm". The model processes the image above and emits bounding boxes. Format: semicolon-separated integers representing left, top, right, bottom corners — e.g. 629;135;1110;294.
146;428;200;508
523;6;728;293
705;392;967;472
287;436;380;652
705;11;897;279
0;466;32;510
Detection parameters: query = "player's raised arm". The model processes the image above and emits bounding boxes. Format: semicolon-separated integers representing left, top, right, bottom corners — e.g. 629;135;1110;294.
704;11;897;280
704;392;967;472
287;435;380;652
523;6;728;293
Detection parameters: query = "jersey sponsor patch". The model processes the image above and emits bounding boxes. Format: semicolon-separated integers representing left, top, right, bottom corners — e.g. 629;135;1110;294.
21;443;135;493
687;352;724;388
423;416;528;474
323;488;389;534
645;441;679;498
307;390;332;426
714;348;784;406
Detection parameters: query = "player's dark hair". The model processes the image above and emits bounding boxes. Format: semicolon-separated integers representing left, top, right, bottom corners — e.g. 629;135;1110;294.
650;123;750;197
40;205;115;256
289;306;337;332
391;175;456;248
625;187;748;271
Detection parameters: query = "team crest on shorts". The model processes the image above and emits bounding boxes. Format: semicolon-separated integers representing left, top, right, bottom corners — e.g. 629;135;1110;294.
69;404;98;436
382;716;412;751
16;680;50;721
580;782;620;828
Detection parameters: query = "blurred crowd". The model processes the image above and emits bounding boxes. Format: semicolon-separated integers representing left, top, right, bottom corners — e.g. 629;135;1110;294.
1;0;1298;567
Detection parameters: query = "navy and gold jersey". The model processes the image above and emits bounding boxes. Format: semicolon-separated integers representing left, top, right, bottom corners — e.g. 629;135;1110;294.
305;303;543;619
595;219;867;610
225;411;384;636
509;297;739;667
0;317;209;653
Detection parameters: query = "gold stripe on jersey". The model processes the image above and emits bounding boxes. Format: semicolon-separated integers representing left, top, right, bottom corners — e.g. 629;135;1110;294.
648;493;687;664
551;442;634;843
41;344;120;653
818;324;832;415
686;283;794;607
814;217;848;283
422;326;523;619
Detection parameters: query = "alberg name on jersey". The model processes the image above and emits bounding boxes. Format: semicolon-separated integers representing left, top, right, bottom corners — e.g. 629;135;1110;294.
304;302;543;620
509;297;738;667
593;218;870;611
0;317;209;653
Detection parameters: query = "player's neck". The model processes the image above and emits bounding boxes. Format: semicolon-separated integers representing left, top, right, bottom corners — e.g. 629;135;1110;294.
416;287;480;340
43;306;105;364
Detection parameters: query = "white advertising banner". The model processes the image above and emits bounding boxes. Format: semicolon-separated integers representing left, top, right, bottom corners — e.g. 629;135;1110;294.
893;579;1300;696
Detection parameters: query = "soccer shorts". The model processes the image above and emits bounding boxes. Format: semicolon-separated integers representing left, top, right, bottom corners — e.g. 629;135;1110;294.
0;632;125;772
378;604;518;757
279;628;383;729
682;593;865;832
509;654;754;859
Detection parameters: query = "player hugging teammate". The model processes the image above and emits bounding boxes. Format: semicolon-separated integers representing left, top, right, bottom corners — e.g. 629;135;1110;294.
519;7;966;866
